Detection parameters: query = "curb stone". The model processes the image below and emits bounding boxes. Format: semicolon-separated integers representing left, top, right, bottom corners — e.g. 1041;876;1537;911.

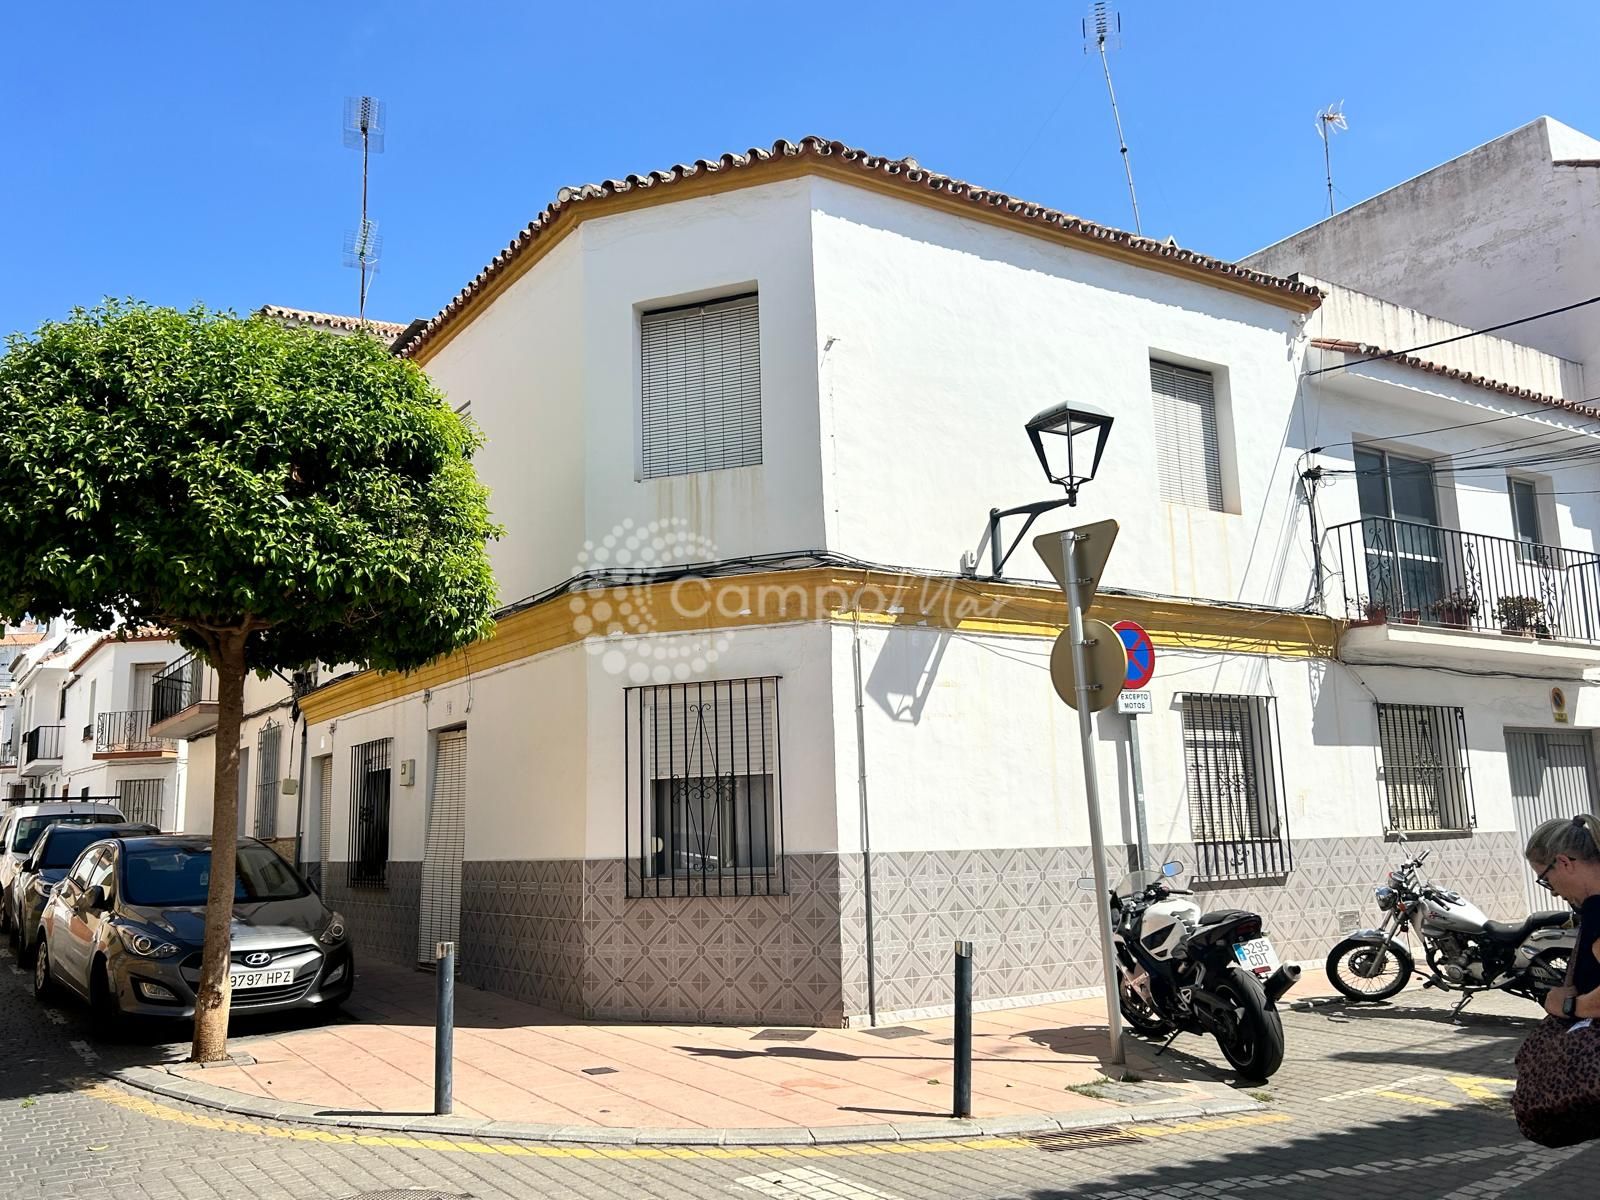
108;1064;1263;1147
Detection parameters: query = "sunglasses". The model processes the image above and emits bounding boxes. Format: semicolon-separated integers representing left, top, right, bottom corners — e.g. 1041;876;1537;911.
1535;858;1564;892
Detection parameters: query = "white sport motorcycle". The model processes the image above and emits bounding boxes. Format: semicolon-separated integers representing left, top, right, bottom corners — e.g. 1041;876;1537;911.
1325;842;1575;1012
1110;861;1300;1080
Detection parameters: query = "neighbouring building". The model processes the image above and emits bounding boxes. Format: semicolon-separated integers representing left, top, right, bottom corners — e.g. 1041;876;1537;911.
273;133;1600;1030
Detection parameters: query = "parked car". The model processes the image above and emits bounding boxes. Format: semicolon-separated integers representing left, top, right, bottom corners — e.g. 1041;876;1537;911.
33;835;353;1023
0;801;128;938
8;822;158;965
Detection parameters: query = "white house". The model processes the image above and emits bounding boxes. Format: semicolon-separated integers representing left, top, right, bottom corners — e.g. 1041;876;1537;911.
280;135;1600;1029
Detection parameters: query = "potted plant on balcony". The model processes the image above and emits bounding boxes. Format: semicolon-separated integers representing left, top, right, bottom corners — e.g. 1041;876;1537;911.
1494;594;1546;639
1356;598;1390;626
1429;590;1480;630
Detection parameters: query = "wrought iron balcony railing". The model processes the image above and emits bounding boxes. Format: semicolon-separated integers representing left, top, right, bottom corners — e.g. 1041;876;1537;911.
95;710;175;755
23;725;63;765
150;652;216;725
1328;517;1600;643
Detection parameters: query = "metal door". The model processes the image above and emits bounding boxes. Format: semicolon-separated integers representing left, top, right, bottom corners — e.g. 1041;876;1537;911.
417;730;467;966
1507;729;1599;909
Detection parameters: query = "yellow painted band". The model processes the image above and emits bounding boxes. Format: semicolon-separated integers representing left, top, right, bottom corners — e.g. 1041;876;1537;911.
297;568;1341;726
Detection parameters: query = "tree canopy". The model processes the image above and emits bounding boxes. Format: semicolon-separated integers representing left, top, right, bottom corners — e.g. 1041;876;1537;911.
0;300;499;669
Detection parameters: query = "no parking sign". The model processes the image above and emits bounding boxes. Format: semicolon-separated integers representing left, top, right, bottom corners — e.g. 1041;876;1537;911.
1112;620;1156;690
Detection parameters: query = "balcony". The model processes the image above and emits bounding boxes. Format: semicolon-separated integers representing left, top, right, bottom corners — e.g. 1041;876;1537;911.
149;652;218;739
95;710;176;759
1329;517;1600;676
21;725;62;776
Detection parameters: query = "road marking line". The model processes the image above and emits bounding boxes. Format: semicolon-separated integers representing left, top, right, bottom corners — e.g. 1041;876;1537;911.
1373;1090;1456;1109
1318;1074;1439;1102
735;1165;907;1199
82;1084;1289;1160
43;1009;67;1025
69;1039;99;1063
1447;1075;1515;1106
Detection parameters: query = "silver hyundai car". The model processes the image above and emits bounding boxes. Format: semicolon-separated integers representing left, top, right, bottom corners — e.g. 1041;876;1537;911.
33;835;353;1021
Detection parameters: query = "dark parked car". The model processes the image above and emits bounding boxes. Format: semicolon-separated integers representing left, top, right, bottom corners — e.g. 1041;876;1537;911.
8;822;158;965
34;835;352;1022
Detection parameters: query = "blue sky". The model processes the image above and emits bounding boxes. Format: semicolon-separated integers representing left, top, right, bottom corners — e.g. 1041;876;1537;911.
5;3;1598;337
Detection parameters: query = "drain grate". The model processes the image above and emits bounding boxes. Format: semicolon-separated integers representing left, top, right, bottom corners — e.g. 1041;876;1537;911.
1023;1126;1140;1151
859;1025;929;1040
753;1028;816;1042
581;1066;618;1076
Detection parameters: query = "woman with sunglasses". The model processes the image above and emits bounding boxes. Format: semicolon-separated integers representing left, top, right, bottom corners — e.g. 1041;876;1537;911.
1526;813;1600;1020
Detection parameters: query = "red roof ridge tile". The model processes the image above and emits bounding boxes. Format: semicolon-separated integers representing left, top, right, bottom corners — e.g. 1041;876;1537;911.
1310;337;1598;416
257;305;408;340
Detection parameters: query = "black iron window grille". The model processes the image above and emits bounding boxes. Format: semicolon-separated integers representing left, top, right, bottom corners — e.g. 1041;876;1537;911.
1179;694;1292;880
1376;703;1475;833
625;676;784;898
117;778;164;828
256;722;282;839
348;738;392;886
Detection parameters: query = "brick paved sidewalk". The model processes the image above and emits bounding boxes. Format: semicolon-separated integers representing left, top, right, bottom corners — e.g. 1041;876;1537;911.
147;960;1243;1130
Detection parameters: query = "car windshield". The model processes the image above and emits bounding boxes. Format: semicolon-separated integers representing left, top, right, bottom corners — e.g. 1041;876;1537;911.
121;844;309;907
37;829;119;870
12;812;123;856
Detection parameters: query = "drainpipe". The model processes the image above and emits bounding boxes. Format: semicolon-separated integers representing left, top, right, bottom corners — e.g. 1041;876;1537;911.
851;610;878;1026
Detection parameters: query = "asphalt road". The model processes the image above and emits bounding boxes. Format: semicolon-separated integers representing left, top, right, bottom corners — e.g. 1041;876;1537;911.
3;940;1597;1199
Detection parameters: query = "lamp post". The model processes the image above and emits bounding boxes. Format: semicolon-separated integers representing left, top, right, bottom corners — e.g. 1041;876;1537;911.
998;401;1125;1065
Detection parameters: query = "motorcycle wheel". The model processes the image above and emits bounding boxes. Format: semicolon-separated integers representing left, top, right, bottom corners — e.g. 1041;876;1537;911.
1212;966;1285;1080
1117;976;1174;1036
1326;937;1414;1002
1524;947;1572;1004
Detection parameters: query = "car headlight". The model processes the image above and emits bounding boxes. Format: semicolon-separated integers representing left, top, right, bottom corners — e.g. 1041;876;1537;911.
319;913;347;946
115;925;180;959
1375;885;1398;911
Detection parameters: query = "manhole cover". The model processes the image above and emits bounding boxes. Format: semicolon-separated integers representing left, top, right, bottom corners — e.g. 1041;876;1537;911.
752;1029;816;1042
343;1192;471;1200
581;1066;618;1076
1022;1126;1139;1151
859;1025;928;1040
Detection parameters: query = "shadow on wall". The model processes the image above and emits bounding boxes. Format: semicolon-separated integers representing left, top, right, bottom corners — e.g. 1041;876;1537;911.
864;625;952;724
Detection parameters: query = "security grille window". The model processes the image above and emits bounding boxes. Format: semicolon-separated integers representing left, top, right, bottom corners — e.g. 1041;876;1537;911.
349;739;392;886
624;677;784;897
1151;360;1224;511
1376;704;1476;833
1180;694;1291;879
640;293;761;479
255;723;281;839
118;778;163;828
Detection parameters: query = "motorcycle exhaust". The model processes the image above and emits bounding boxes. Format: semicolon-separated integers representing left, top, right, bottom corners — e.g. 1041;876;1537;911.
1263;963;1302;1004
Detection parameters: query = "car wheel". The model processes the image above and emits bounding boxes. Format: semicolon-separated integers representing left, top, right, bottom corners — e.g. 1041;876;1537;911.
0;894;12;937
16;924;39;969
32;937;56;1003
90;959;129;1035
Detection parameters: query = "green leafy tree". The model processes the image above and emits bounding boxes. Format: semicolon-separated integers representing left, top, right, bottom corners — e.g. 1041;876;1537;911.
0;302;498;1061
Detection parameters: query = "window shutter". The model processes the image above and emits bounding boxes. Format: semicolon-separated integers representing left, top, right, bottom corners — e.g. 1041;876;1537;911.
1151;361;1224;511
641;294;762;478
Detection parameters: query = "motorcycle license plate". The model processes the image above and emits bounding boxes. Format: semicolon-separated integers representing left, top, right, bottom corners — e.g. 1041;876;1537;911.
1233;937;1280;975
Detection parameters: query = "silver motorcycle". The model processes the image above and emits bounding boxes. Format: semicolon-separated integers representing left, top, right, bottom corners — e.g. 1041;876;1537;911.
1325;840;1574;1013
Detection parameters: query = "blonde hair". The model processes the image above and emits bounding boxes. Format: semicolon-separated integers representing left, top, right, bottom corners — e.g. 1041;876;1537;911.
1526;813;1600;866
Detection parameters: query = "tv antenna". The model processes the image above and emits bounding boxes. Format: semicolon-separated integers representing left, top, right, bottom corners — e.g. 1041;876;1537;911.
342;95;386;320
1083;3;1141;236
1316;102;1348;218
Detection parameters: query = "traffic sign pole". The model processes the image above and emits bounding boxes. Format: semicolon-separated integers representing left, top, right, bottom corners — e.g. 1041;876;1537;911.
1111;621;1156;874
1061;529;1125;1067
1128;713;1150;873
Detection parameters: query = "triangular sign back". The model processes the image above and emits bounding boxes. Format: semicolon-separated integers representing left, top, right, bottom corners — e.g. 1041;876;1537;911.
1033;519;1119;605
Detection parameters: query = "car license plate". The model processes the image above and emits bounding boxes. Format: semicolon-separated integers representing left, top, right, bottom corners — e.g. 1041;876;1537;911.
1233;936;1280;975
229;967;296;990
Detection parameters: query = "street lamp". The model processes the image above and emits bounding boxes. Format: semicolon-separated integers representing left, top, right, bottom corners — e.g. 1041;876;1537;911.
981;402;1115;578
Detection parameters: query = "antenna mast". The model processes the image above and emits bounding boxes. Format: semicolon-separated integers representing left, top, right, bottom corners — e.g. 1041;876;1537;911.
1316;102;1348;217
342;96;386;321
1084;3;1141;236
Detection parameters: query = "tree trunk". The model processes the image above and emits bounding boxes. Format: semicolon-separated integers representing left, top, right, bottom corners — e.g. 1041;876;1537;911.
190;635;248;1063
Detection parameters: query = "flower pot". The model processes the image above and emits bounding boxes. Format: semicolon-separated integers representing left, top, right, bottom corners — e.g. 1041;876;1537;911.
1502;625;1534;639
1400;610;1421;625
1535;623;1554;641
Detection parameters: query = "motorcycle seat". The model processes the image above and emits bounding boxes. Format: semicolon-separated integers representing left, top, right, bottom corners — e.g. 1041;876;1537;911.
1483;910;1572;943
1196;909;1255;926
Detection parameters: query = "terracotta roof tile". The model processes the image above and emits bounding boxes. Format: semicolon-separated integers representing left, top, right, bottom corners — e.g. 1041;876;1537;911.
398;136;1322;361
257;305;408;341
1310;338;1598;416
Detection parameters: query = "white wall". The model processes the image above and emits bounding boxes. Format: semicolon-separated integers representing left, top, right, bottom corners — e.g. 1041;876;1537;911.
808;177;1310;607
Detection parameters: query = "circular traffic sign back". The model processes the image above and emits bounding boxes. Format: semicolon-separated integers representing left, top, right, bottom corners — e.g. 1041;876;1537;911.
1112;620;1156;690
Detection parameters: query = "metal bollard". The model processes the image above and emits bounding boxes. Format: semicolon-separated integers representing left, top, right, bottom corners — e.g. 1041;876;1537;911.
435;941;455;1116
953;940;973;1119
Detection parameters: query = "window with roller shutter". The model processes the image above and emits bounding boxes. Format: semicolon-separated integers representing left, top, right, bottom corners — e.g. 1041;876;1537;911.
640;293;761;479
1151;360;1224;511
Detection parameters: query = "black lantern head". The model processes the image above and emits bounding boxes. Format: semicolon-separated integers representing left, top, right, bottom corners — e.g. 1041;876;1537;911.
1025;401;1113;505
